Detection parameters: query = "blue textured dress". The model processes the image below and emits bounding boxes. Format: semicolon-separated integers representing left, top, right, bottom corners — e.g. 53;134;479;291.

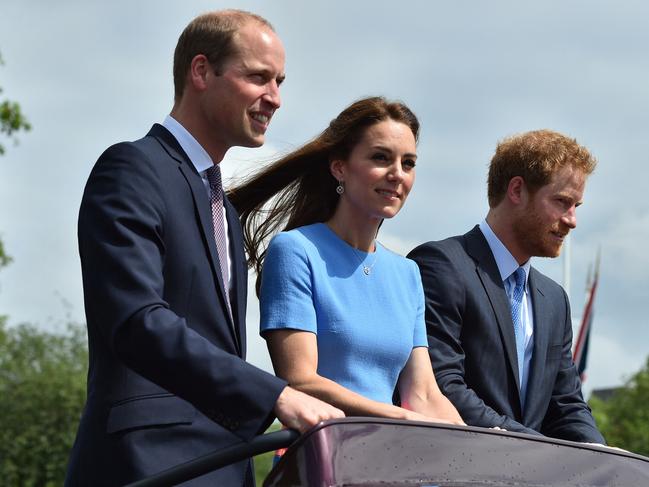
260;223;427;404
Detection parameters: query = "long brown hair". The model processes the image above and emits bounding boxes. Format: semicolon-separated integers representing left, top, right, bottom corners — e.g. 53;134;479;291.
228;96;419;292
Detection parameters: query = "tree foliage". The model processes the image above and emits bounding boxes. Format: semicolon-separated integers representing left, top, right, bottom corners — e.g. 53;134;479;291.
1;49;31;269
590;357;649;456
0;237;11;269
0;321;88;486
0;51;31;156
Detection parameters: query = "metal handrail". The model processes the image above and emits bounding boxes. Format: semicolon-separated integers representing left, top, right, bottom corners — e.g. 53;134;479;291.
125;428;300;487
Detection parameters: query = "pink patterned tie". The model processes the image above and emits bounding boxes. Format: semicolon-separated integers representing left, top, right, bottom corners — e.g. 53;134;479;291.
205;165;231;316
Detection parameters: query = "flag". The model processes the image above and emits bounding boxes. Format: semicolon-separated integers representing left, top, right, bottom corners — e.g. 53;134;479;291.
573;252;600;383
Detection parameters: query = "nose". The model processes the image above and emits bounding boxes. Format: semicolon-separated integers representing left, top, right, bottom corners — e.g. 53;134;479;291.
263;80;281;109
562;207;577;229
386;161;405;182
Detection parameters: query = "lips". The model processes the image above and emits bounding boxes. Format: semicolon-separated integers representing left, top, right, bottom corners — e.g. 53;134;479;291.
376;188;400;200
251;113;270;124
250;111;272;131
551;230;568;241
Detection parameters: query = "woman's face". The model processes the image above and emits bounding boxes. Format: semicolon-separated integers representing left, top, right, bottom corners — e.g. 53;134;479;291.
331;119;417;223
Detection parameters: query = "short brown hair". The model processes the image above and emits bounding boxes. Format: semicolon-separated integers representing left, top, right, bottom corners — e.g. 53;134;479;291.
487;129;596;207
172;10;274;100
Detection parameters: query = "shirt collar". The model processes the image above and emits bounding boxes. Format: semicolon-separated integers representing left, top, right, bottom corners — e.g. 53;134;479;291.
479;219;531;284
162;115;214;175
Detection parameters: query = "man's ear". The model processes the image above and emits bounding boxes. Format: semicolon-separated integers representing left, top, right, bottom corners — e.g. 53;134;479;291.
188;54;210;91
507;176;528;206
329;158;346;181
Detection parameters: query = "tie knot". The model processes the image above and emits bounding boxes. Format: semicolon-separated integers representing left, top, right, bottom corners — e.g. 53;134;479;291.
512;267;526;289
206;165;222;190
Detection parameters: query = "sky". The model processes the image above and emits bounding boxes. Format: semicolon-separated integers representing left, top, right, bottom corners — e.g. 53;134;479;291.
0;0;647;397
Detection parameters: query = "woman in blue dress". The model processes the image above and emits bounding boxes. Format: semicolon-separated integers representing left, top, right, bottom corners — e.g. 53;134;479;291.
230;97;463;424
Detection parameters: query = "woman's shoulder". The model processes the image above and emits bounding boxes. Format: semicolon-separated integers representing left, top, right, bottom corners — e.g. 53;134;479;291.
271;223;324;246
267;223;329;260
378;243;422;281
378;243;411;265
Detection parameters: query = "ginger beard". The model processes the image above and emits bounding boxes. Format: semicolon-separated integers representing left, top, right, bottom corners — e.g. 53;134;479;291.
512;200;569;259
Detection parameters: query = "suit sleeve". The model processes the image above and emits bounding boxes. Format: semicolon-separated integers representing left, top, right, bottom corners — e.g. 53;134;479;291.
79;143;286;441
408;243;539;435
540;289;606;443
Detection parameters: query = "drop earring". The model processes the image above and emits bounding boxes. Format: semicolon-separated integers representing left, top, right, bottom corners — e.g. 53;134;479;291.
336;181;344;195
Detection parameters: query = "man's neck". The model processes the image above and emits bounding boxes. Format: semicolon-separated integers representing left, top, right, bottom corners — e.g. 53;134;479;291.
485;209;529;265
169;105;227;164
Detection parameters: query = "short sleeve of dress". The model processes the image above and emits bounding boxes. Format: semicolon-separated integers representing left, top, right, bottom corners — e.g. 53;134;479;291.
259;232;318;335
410;260;428;348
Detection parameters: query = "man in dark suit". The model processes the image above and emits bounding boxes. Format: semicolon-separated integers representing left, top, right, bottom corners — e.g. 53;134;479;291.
408;129;604;443
66;10;342;486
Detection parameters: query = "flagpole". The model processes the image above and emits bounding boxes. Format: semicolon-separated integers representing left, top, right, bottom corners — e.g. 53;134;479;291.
573;250;601;382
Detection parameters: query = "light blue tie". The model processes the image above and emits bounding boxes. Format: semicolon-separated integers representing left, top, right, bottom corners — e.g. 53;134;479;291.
509;267;526;392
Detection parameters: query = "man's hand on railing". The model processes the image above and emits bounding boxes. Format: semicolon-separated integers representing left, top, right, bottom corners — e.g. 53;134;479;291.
274;386;345;433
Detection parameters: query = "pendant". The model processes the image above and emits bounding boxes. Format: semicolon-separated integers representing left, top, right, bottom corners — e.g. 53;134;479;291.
363;266;371;276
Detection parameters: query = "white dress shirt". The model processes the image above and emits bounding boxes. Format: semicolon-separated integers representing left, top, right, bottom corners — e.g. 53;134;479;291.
479;219;533;408
162;115;232;293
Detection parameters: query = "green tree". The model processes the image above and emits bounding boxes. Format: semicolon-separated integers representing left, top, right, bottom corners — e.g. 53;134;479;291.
1;49;31;269
0;51;31;156
0;49;84;486
0;321;88;486
0;237;11;269
590;357;649;456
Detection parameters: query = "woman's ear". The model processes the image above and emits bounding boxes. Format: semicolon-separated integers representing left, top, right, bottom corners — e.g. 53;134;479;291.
329;158;345;181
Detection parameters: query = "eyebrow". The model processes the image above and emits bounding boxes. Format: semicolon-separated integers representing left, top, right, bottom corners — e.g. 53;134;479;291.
556;192;583;207
371;145;417;158
244;65;285;84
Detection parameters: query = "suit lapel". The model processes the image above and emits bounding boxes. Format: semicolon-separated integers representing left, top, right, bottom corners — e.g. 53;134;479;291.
465;227;522;405
149;125;240;352
523;268;549;421
224;195;247;357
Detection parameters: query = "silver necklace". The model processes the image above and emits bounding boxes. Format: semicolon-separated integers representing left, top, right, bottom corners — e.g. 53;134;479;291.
352;243;378;276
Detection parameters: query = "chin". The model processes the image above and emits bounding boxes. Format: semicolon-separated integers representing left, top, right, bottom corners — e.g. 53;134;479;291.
538;243;562;258
247;137;265;148
379;210;400;220
238;131;265;148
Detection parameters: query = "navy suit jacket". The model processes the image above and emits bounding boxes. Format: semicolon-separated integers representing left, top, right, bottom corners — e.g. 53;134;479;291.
65;124;287;486
408;226;604;443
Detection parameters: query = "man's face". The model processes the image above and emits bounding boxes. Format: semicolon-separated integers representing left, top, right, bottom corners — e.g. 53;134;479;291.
512;165;586;260
203;21;285;149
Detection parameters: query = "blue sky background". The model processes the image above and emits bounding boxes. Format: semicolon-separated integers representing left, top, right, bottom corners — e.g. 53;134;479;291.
0;1;647;396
